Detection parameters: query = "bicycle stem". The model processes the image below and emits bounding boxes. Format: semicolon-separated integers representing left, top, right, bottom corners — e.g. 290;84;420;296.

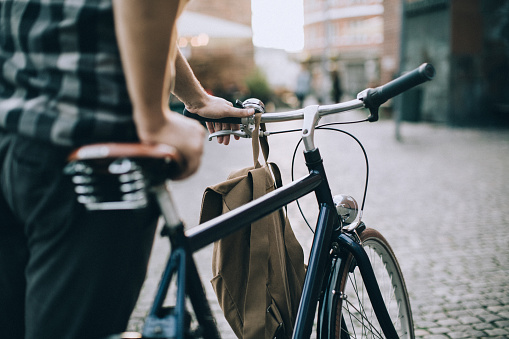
302;105;320;151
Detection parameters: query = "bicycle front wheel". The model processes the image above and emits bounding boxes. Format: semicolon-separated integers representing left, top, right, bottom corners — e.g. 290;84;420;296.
332;228;414;338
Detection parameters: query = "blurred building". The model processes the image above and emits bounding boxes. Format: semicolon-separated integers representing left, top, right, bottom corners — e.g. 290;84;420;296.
176;0;256;102
380;0;401;86
400;0;509;126
302;0;509;126
302;0;384;102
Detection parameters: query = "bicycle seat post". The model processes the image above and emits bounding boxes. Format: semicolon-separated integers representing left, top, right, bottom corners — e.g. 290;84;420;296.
151;183;183;230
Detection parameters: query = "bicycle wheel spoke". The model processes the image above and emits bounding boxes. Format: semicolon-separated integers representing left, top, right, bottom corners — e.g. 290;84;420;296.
326;228;414;339
343;297;384;338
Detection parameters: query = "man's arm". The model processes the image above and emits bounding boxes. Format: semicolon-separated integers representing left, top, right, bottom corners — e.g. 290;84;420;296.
172;48;209;112
112;0;204;178
172;49;254;145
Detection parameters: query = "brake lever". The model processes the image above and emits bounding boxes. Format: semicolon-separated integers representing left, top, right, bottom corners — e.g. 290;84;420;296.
208;130;250;141
208;98;265;141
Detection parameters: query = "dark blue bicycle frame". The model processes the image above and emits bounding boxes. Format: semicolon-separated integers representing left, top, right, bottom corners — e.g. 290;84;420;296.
142;147;398;339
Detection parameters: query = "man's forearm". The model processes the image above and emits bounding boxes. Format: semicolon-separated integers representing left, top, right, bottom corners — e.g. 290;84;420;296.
112;0;184;129
172;48;209;111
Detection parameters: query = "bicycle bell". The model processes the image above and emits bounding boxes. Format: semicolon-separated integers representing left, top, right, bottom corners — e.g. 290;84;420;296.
242;98;265;113
333;194;358;225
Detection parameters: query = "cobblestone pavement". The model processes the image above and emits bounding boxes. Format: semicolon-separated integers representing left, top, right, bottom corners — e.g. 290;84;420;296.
128;115;509;338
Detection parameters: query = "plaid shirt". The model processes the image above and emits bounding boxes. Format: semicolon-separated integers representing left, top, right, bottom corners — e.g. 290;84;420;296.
0;0;137;146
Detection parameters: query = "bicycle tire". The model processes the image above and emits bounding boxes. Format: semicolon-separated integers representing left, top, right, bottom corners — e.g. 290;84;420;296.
329;228;414;338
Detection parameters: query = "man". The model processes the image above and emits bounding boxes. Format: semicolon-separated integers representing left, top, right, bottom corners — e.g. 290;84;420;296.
0;0;252;338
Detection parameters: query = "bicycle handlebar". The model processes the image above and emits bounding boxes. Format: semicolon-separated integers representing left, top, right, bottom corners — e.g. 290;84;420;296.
367;63;435;106
358;63;435;121
183;99;247;124
183;111;242;124
183;63;435;125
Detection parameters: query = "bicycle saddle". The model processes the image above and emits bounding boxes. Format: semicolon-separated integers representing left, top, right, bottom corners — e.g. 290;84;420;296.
65;143;184;210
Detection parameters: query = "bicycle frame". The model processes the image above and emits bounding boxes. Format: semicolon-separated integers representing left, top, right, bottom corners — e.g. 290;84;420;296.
142;147;399;339
66;64;434;339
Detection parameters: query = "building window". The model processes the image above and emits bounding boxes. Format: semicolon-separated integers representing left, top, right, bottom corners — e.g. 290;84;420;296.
305;24;326;49
335;16;383;46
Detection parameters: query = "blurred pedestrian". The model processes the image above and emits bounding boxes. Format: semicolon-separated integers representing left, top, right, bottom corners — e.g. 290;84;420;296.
295;66;311;108
331;69;343;103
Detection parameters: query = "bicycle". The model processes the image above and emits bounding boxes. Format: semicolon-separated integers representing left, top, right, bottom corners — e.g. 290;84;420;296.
65;63;435;339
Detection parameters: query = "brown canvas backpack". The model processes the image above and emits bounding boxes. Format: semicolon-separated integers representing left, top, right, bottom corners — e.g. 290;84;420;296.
199;115;306;338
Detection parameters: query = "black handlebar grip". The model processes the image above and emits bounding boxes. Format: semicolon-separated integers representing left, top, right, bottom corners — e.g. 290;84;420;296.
361;63;435;109
183;108;242;124
378;63;435;103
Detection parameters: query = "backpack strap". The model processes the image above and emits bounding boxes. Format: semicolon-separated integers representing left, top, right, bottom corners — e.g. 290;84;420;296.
252;113;270;168
243;167;271;338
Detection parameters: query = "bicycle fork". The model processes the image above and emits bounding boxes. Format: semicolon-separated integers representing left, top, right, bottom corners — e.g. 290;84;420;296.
318;231;399;339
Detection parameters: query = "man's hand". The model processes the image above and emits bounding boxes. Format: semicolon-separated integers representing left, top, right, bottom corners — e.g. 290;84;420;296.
135;108;205;180
186;95;254;145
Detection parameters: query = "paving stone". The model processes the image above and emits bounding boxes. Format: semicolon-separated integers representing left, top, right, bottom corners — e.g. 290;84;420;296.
414;328;431;337
475;323;496;331
446;309;472;318
485;328;509;336
448;330;486;339
450;324;481;333
437;318;461;327
425;335;450;339
494;320;509;328
457;315;482;325
415;320;437;329
429;327;451;335
470;308;495;318
480;298;504;307
498;311;509;319
488;305;508;313
479;313;504;323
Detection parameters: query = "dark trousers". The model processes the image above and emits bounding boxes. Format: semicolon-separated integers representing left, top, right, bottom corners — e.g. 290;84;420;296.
0;131;159;339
